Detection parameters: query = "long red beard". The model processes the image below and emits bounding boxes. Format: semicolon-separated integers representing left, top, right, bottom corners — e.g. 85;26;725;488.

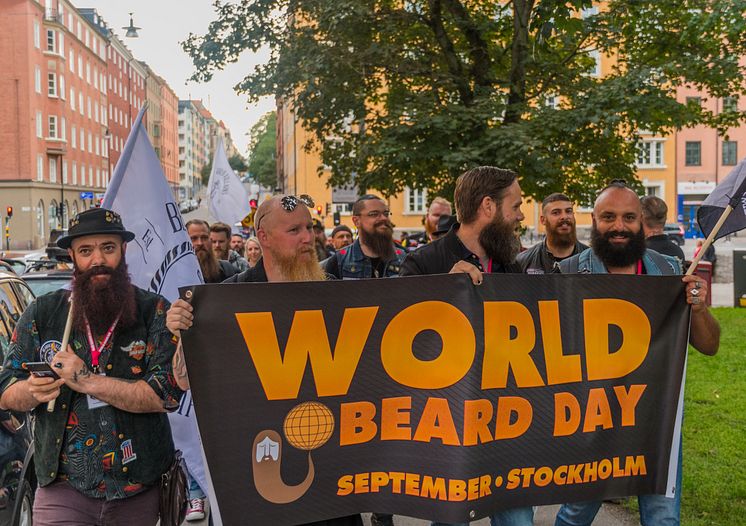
72;260;137;335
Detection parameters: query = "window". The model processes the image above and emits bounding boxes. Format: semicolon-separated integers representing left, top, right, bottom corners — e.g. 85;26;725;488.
78;56;83;79
96;169;100;188
87;97;91;119
36;111;43;138
34;21;40;48
36;200;45;239
46;29;56;52
70;87;75;110
637;140;664;167
35;66;41;93
60;117;66;141
58;32;64;55
69;50;74;72
88;132;92;153
686;96;702;107
589;50;601;77
89;166;93;186
62;161;68;184
37;155;44;181
47;73;57;97
48;115;57;138
79;92;84;115
71;125;76;148
722;141;737;166
685;141;701;166
80;128;84;148
48;200;59;231
59;75;65;99
72;162;77;185
86;62;90;84
49;157;57;183
723;96;738;113
405;187;427;214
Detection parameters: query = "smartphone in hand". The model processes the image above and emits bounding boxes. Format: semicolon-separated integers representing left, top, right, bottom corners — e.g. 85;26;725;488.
24;362;60;380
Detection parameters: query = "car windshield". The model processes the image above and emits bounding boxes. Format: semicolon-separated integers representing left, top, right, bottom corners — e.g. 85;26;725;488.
25;278;70;297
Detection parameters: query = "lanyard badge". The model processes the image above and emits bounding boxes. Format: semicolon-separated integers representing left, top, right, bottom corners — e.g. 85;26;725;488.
84;314;120;374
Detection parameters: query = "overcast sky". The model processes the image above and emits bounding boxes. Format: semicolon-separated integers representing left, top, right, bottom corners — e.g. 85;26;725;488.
89;0;273;154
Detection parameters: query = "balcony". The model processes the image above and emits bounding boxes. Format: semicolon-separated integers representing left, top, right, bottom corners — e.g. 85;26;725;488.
45;138;67;155
43;10;65;27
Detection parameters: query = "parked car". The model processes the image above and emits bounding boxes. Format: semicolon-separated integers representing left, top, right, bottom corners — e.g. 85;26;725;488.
0;270;37;526
0;262;24;277
664;223;685;246
20;269;72;298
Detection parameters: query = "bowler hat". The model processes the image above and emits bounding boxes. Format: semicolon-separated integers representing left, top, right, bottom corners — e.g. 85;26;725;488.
57;208;135;249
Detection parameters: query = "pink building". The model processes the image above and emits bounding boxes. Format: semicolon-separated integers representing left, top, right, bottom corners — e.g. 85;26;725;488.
0;0;109;249
676;86;746;237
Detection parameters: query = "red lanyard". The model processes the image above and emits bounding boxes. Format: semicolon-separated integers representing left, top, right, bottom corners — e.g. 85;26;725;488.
85;315;120;372
487;258;493;273
636;260;643;275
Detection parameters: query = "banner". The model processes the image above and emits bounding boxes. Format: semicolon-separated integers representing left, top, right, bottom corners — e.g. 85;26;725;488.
101;106;212;509
207;137;251;226
181;273;690;525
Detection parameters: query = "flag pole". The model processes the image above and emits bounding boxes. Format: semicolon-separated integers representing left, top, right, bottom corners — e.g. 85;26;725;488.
48;295;74;412
685;205;734;275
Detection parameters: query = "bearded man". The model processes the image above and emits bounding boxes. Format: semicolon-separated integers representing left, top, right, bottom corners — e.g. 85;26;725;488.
399;166;534;526
516;193;588;274
166;195;362;526
209;222;249;273
555;181;720;526
0;208;183;525
324;195;406;279
186;219;236;283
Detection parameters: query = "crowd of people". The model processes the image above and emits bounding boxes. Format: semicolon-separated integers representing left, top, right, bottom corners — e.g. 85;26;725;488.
0;165;721;526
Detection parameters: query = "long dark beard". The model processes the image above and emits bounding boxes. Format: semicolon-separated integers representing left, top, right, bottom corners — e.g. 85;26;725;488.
590;223;647;268
479;216;522;266
72;259;137;335
272;246;327;282
359;222;395;260
196;246;220;283
546;220;577;250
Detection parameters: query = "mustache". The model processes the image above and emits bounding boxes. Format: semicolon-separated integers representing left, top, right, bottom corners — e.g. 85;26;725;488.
75;264;115;282
603;230;634;239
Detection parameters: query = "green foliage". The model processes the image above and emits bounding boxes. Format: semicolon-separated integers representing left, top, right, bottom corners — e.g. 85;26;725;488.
184;0;746;201
247;112;278;189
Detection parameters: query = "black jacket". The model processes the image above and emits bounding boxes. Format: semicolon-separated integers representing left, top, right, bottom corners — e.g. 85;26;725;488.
516;238;588;274
646;234;686;264
400;224;521;276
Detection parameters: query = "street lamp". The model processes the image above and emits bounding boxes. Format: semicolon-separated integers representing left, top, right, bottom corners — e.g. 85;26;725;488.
122;13;140;38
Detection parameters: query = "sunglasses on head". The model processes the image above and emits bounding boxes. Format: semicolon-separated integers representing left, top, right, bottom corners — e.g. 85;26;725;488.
255;194;316;230
280;194;315;211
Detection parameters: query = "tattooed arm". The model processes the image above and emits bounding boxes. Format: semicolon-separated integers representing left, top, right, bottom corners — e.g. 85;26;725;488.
172;341;190;391
53;350;165;413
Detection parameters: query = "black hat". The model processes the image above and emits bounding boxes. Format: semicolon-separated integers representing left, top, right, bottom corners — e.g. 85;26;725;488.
433;214;456;236
331;225;352;237
57;208;135;249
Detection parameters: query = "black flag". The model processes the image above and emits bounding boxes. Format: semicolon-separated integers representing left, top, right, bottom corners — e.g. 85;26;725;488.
697;157;746;239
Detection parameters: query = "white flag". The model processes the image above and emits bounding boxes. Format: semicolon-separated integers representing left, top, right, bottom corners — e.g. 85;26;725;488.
207;137;251;225
102;106;217;519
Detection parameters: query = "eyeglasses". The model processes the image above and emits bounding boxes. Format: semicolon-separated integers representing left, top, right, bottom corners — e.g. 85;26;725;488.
255;194;316;230
358;210;391;219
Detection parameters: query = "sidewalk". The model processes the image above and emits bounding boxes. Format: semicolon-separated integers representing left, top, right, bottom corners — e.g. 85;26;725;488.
362;503;639;525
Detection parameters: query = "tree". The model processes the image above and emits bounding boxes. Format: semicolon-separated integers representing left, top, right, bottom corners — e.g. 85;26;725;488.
247;112;278;189
184;0;746;202
200;152;251;186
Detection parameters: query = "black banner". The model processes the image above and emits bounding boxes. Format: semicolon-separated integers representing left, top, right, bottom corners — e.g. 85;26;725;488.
181;273;690;525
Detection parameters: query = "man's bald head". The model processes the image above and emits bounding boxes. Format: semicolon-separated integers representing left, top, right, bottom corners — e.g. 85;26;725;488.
594;182;641;213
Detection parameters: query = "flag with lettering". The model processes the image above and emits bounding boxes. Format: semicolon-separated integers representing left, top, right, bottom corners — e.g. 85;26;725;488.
102;105;213;508
207;137;251;226
697;156;746;239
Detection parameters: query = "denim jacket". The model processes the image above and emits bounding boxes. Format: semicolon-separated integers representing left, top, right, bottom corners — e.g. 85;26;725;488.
335;239;406;278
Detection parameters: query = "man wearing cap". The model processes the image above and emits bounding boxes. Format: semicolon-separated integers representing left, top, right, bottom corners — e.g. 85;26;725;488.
0;208;183;525
330;225;354;251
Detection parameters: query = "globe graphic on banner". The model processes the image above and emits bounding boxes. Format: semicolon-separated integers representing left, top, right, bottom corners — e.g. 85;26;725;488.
283;402;335;451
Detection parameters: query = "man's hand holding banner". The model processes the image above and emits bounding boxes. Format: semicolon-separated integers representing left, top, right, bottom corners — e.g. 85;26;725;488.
181;273;690;525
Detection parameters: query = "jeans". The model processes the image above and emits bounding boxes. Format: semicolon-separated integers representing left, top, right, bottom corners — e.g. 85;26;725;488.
187;471;206;500
555;445;683;526
431;506;534;526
